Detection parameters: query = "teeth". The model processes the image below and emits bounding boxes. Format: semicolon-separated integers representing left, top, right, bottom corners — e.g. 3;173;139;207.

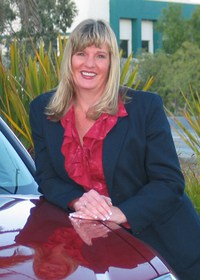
82;71;96;77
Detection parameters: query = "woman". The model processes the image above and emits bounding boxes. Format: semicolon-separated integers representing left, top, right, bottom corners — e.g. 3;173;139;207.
30;19;200;280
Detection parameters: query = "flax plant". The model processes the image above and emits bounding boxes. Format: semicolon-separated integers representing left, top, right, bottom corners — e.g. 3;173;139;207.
0;39;152;153
0;36;65;153
173;90;200;158
168;89;200;215
120;52;154;90
182;162;200;215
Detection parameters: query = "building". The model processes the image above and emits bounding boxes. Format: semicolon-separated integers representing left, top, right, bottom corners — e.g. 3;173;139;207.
68;0;199;56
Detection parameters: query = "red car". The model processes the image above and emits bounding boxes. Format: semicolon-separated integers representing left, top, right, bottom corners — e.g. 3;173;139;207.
0;117;177;280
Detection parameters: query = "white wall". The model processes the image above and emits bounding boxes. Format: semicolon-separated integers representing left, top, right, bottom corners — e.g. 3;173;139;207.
67;0;110;33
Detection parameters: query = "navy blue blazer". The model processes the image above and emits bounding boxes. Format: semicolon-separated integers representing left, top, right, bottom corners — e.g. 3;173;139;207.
30;88;200;279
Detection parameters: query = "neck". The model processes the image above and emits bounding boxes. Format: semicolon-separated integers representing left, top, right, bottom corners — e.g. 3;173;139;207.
73;90;102;113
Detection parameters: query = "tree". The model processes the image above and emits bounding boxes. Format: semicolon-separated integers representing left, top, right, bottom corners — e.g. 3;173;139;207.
155;4;188;54
0;0;77;49
188;6;200;48
0;0;16;35
136;42;200;113
16;0;42;34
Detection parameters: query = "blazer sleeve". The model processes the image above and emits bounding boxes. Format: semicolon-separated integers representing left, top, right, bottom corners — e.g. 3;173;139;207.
29;94;85;210
117;93;185;234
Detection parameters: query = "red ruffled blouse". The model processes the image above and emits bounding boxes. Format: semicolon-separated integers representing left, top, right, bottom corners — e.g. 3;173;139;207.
61;100;128;196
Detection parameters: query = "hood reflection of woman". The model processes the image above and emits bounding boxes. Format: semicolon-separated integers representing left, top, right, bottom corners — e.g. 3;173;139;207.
30;19;200;280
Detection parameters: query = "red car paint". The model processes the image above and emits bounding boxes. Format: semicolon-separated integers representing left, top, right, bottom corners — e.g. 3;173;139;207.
0;196;175;280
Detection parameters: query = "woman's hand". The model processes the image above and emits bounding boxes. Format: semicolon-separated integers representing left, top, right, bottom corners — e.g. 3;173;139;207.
107;206;127;224
69;190;127;224
70;189;112;221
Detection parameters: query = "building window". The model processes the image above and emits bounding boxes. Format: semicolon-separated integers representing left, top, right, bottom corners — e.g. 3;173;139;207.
141;20;153;53
120;19;132;57
120;40;128;58
142;40;149;52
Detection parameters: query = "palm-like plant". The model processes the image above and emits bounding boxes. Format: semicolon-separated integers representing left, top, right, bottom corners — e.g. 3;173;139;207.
168;89;200;160
168;89;200;215
179;91;199;157
0;38;152;153
0;36;66;153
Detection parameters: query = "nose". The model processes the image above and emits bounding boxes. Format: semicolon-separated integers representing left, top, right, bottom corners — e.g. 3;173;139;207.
84;55;95;68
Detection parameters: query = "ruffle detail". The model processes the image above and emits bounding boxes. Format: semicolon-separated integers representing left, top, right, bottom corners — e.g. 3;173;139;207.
61;101;127;195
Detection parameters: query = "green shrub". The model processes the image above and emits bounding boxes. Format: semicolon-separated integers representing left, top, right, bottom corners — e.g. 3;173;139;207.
168;89;200;215
136;42;200;113
0;36;66;153
0;40;152;153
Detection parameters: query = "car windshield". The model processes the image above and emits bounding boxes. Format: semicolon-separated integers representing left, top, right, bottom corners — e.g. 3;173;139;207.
0;131;38;194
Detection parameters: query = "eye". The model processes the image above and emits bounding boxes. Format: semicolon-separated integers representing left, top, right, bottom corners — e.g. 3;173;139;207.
97;54;107;59
76;52;85;56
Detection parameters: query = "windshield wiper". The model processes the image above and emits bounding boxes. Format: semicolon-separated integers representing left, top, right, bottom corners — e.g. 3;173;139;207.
14;168;20;194
0;186;13;194
0;168;20;194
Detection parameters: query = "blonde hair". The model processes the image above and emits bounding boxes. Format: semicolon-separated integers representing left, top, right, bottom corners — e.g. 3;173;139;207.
46;19;121;121
33;244;78;279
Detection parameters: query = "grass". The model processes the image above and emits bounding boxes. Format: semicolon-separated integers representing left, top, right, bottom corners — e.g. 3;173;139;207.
180;158;200;215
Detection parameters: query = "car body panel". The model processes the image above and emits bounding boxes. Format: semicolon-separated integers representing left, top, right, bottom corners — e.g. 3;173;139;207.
0;117;176;279
0;195;173;280
0;117;39;195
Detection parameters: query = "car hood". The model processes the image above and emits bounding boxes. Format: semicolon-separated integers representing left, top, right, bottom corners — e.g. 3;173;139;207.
0;195;170;280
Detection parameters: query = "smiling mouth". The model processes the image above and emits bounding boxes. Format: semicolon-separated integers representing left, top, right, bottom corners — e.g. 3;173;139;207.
81;71;96;77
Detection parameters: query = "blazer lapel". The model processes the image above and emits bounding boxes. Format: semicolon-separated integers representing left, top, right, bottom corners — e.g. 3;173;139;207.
45;115;129;188
45;119;68;178
103;116;128;193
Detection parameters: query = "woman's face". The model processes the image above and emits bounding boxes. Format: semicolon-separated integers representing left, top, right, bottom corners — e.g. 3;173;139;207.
71;43;110;96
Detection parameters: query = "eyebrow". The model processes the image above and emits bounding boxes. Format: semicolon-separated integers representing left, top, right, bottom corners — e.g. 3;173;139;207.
96;50;109;54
